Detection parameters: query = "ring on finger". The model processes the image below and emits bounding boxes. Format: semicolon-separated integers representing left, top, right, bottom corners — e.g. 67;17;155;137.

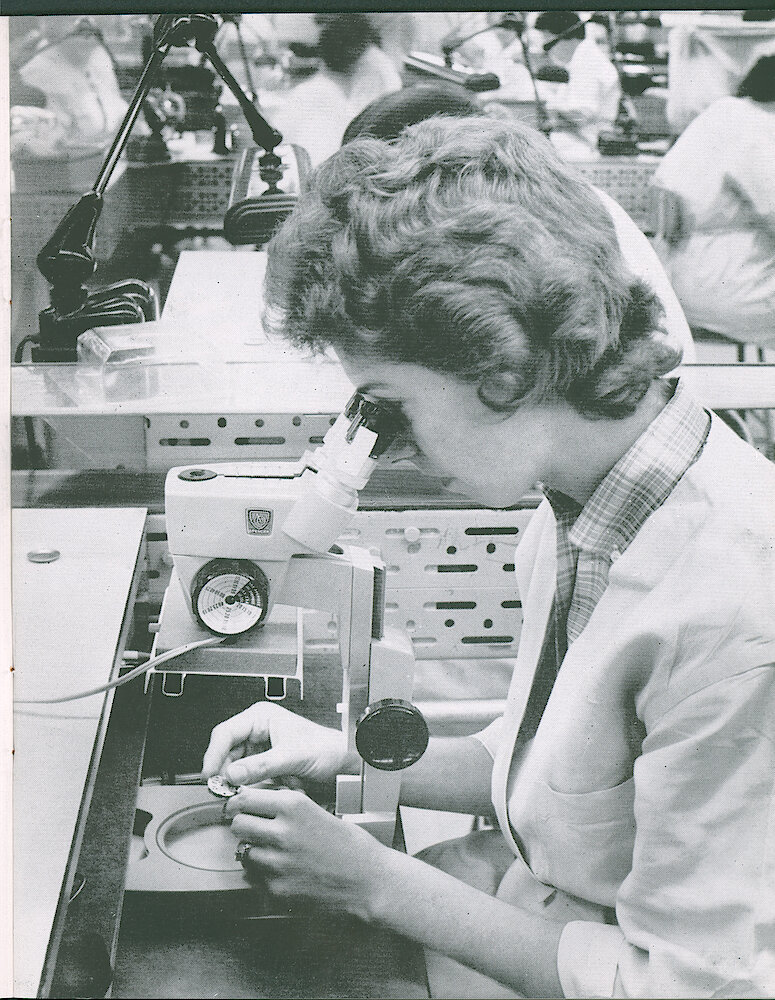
235;841;254;866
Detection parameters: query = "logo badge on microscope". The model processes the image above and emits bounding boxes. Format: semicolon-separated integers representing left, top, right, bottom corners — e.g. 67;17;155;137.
246;508;273;535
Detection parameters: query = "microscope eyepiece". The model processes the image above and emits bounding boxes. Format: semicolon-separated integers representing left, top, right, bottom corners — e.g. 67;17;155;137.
343;392;403;458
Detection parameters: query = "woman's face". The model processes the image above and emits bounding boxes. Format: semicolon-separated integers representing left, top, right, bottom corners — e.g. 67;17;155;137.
337;351;559;508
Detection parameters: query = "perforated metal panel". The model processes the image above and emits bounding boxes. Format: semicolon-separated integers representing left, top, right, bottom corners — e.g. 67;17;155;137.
165;159;236;223
329;507;531;658
575;157;660;234
124;157;237;230
144;505;536;660
144;412;338;467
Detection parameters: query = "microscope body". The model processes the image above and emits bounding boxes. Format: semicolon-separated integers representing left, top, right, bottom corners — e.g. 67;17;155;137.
155;397;424;845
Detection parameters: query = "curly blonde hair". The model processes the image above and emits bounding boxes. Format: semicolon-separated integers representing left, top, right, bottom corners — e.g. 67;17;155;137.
264;116;680;418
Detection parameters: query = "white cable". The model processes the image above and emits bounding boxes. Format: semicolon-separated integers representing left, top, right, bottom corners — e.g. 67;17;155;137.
13;636;223;705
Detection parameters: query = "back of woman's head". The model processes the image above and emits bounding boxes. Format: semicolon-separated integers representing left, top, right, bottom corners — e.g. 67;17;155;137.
534;10;585;42
342;83;481;144
265;116;678;419
737;54;775;103
315;13;380;76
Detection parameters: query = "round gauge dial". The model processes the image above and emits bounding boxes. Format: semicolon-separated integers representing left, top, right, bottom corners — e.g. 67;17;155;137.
191;559;269;637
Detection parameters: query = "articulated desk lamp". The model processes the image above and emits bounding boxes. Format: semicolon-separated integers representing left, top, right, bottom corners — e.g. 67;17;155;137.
26;13;306;363
595;14;641;156
402;15;523;93
405;14;554;135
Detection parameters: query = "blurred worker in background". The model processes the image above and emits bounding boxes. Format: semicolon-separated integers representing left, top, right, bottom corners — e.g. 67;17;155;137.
401;12;536;100
653;53;775;349
342;81;482;145
533;10;621;160
11;15;127;157
239;12;319;53
203;115;772;999
264;13;401;167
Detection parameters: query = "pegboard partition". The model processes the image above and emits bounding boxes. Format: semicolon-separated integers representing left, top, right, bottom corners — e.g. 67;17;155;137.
145;412;339;466
123;156;237;230
143;505;537;661
575;157;661;234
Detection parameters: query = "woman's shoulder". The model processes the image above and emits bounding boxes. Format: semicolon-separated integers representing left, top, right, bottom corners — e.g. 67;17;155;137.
694;94;766;133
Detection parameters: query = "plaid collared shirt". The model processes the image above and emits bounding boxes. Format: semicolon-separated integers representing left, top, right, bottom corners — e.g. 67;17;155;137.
546;379;711;652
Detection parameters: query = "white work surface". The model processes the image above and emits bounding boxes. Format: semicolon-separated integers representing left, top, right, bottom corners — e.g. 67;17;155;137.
12;507;147;998
161;248;271;348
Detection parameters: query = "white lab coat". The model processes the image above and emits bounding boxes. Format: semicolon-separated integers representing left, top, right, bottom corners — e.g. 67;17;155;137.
653;95;775;347
19;35;127;151
475;408;775;997
264;46;402;167
408;12;503;66
597;188;696;362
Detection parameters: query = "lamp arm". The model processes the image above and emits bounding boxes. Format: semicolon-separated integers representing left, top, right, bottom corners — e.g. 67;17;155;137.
196;37;282;152
35;38;173;305
93;44;171;194
441;22;502;64
503;17;552;137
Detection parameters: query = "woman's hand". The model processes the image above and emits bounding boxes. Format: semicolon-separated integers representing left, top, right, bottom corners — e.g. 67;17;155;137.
201;702;360;788
225;787;388;917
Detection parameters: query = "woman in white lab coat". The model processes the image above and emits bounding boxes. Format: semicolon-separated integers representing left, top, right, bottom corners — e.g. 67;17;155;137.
263;13;401;167
531;11;621;161
653;54;775;348
202;117;775;998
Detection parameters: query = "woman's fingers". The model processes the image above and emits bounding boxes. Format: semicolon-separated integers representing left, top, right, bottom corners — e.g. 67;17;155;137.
225;746;309;786
201;704;272;777
226;786;303;822
230;811;280;846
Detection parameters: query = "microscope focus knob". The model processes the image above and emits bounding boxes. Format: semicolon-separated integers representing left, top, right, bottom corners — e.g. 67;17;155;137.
191;558;269;637
355;698;429;771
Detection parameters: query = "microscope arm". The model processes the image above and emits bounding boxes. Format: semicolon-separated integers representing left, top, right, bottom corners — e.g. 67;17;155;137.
283;549;419;845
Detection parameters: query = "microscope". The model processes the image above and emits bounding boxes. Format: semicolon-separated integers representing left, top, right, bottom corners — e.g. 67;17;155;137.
150;392;428;850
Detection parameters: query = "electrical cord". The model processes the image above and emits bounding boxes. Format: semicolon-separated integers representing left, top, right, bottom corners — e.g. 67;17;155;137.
14;636;223;705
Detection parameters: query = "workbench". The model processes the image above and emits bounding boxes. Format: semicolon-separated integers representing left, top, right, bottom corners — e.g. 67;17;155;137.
12;507;147;997
10;206;775;999
11;506;433;999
